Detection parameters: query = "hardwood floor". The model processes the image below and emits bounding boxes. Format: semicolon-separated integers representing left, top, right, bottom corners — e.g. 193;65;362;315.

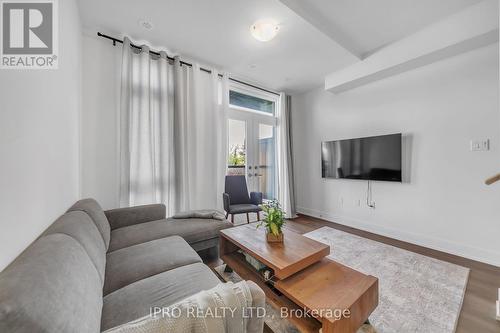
200;214;500;333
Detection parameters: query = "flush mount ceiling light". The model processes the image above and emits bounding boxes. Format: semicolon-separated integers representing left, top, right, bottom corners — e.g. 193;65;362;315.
138;19;153;31
250;20;279;42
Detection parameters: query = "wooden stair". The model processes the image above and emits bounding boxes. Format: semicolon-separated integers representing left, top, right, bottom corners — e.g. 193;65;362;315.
485;173;500;185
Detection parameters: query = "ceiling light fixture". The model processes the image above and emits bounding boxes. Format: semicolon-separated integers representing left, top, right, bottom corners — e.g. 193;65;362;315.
250;20;279;42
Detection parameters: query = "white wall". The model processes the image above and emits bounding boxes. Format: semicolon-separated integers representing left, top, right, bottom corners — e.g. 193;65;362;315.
292;44;500;266
0;0;82;270
80;34;121;209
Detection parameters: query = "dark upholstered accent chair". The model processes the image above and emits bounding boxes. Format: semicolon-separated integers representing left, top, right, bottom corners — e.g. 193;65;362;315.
223;175;263;224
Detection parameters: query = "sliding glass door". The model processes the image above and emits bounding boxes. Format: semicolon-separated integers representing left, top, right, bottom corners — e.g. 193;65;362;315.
226;84;278;200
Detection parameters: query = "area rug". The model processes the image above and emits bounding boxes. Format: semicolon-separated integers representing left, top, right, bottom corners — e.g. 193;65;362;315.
304;227;469;333
213;265;376;333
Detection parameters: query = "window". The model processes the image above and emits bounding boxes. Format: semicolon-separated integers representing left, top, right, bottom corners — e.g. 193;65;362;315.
227;119;246;176
229;90;275;115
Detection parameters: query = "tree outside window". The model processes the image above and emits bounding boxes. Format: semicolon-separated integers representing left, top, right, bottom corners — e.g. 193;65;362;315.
228;144;245;166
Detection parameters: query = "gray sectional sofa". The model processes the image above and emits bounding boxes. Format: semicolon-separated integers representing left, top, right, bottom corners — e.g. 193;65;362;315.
0;198;265;333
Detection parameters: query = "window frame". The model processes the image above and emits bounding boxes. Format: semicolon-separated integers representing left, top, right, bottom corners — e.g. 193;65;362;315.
226;81;279;199
228;81;279;118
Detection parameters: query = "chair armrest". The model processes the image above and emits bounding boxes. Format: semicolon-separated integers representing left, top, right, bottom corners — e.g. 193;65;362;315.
104;204;166;230
246;280;265;333
223;193;230;213
250;192;263;205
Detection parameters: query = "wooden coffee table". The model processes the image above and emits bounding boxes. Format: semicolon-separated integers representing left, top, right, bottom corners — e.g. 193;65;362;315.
220;224;378;333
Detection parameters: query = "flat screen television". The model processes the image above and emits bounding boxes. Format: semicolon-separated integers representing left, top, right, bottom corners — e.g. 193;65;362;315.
321;133;402;182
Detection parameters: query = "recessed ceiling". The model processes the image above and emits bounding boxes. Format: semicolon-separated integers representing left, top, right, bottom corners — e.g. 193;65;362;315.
77;0;483;93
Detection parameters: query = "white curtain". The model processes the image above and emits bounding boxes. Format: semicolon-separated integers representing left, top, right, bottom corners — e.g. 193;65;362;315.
173;58;228;212
276;93;296;218
119;37;228;214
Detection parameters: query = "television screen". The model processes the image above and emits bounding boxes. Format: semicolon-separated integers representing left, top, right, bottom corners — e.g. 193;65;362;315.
321;134;402;182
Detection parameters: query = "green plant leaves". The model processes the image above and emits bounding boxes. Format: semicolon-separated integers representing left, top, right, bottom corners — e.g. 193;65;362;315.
257;199;285;235
270;223;279;236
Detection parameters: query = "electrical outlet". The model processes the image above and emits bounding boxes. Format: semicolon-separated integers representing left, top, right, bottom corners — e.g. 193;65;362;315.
470;139;489;151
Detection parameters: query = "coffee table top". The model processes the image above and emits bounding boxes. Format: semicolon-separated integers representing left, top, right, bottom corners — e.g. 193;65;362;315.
220;223;330;279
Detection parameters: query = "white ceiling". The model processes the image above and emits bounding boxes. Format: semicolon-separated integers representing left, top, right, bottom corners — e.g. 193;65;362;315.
77;0;483;93
279;0;483;58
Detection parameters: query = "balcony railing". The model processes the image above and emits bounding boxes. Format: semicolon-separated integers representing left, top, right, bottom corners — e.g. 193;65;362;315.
227;165;245;176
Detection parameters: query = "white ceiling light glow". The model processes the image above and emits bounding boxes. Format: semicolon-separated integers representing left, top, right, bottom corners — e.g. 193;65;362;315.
250;20;280;42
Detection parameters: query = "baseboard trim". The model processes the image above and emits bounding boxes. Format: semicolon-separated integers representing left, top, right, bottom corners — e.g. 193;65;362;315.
296;206;500;267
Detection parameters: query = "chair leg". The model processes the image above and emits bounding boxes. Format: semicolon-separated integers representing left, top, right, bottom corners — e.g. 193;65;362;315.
225;212;228;219
246;213;250;224
231;214;234;224
257;211;260;221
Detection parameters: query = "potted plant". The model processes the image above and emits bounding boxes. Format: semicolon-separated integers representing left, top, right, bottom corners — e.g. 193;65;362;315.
257;200;285;243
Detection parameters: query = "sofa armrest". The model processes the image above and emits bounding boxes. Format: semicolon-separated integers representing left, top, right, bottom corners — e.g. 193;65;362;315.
104;204;166;230
246;280;265;333
223;193;230;213
250;192;263;205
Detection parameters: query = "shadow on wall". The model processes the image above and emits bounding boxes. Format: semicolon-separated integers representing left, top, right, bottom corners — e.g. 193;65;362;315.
402;134;413;183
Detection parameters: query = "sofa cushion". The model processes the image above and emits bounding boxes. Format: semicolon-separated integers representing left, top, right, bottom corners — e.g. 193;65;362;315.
105;204;166;230
0;234;103;333
104;236;202;296
108;217;232;252
43;211;107;285
101;262;220;331
68;198;111;250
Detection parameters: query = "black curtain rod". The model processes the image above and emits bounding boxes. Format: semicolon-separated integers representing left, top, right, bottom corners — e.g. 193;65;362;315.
97;32;280;96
